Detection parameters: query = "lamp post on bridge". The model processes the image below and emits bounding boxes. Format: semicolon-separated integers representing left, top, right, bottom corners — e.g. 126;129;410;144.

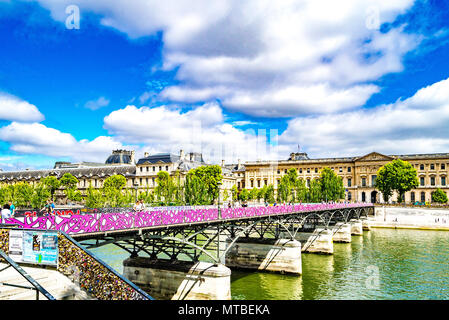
217;181;223;264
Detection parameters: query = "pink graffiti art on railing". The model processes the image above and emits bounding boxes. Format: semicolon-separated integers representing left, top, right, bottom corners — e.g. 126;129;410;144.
1;203;372;235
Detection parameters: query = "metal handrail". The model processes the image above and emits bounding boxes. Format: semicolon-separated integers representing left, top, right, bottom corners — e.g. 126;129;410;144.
0;249;56;300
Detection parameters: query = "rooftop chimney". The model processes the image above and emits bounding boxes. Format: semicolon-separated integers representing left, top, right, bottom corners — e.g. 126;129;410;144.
144;152;149;157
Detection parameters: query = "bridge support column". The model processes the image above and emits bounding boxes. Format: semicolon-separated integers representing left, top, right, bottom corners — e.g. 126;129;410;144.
350;219;363;236
332;223;351;243
362;218;371;231
123;258;231;300
300;228;333;254
225;238;302;275
281;228;333;254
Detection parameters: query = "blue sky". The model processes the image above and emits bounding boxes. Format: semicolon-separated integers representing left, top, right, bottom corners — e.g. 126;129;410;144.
1;0;449;170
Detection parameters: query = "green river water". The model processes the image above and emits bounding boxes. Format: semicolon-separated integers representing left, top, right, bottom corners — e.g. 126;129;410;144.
88;228;449;300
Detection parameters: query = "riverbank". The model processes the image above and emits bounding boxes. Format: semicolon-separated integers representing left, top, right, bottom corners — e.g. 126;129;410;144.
369;206;449;231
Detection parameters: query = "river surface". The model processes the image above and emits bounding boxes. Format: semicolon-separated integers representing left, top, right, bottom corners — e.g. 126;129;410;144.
88;228;449;300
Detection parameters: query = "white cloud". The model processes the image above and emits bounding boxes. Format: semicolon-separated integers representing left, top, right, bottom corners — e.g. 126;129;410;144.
0;93;44;122
103;102;280;163
0;122;135;163
84;96;110;110
278;77;449;158
35;0;419;117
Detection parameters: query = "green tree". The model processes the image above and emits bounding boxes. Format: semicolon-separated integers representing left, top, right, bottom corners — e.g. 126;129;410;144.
249;188;259;202
277;175;292;203
239;188;250;202
308;179;322;203
230;184;239;202
60;173;81;204
319;167;345;202
294;178;308;202
31;183;51;209
85;185;105;208
432;188;448;203
257;185;267;202
155;171;177;205
376;159;418;203
103;174;127;207
13;182;34;208
265;184;275;204
41;176;61;201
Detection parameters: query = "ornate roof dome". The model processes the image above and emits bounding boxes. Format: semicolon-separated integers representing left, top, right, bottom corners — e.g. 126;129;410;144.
105;150;135;165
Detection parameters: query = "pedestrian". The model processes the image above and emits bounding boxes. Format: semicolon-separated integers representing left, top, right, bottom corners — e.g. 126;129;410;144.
1;203;11;220
40;200;52;216
8;201;15;217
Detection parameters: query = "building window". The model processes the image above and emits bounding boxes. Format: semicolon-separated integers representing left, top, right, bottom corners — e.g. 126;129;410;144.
159;166;162;171
146;178;148;186
299;168;302;174
431;177;435;186
420;177;425;186
420;164;424;170
442;164;446;170
421;192;426;202
251;180;254;188
361;192;366;202
347;178;352;187
140;178;142;185
166;165;169;171
315;168;318;173
361;178;366;187
339;167;342;173
307;168;310;173
430;164;435;170
153;166;155;171
277;179;280;186
348;192;352;201
306;179;310;188
257;180;261;188
371;175;377;187
146;166;149;172
140;167;143;172
264;179;268;186
411;192;415;203
348;167;351;172
442;176;446;186
277;169;280;174
284;169;287;174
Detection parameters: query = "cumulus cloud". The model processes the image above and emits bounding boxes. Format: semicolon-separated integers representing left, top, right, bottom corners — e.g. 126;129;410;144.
103;102;281;163
84;96;110;110
0;122;136;163
35;0;419;117
0;93;44;122
278;77;449;158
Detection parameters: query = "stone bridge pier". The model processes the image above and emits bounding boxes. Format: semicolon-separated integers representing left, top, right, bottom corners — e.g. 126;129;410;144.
224;238;302;275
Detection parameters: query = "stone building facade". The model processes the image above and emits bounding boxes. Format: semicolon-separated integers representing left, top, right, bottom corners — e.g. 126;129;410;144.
1;149;448;204
243;151;449;203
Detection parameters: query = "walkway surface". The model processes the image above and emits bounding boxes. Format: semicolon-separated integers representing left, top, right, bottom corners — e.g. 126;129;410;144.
0;262;92;300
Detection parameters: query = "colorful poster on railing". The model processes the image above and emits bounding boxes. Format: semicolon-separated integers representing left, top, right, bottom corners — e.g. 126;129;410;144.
8;230;58;266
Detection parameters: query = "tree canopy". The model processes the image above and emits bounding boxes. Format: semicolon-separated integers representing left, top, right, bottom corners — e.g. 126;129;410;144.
376;159;418;203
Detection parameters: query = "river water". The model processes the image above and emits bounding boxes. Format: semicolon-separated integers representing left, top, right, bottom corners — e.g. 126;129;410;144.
88;228;449;300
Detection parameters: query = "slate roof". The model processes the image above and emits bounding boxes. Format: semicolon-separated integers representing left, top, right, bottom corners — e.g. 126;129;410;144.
0;165;136;181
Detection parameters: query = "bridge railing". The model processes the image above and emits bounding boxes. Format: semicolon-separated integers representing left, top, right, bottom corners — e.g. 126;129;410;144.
1;203;373;236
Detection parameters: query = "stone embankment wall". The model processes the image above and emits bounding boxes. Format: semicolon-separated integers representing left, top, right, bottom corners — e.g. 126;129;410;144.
371;206;449;230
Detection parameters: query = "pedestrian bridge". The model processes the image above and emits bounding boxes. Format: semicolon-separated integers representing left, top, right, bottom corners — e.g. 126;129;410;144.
1;203;374;300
